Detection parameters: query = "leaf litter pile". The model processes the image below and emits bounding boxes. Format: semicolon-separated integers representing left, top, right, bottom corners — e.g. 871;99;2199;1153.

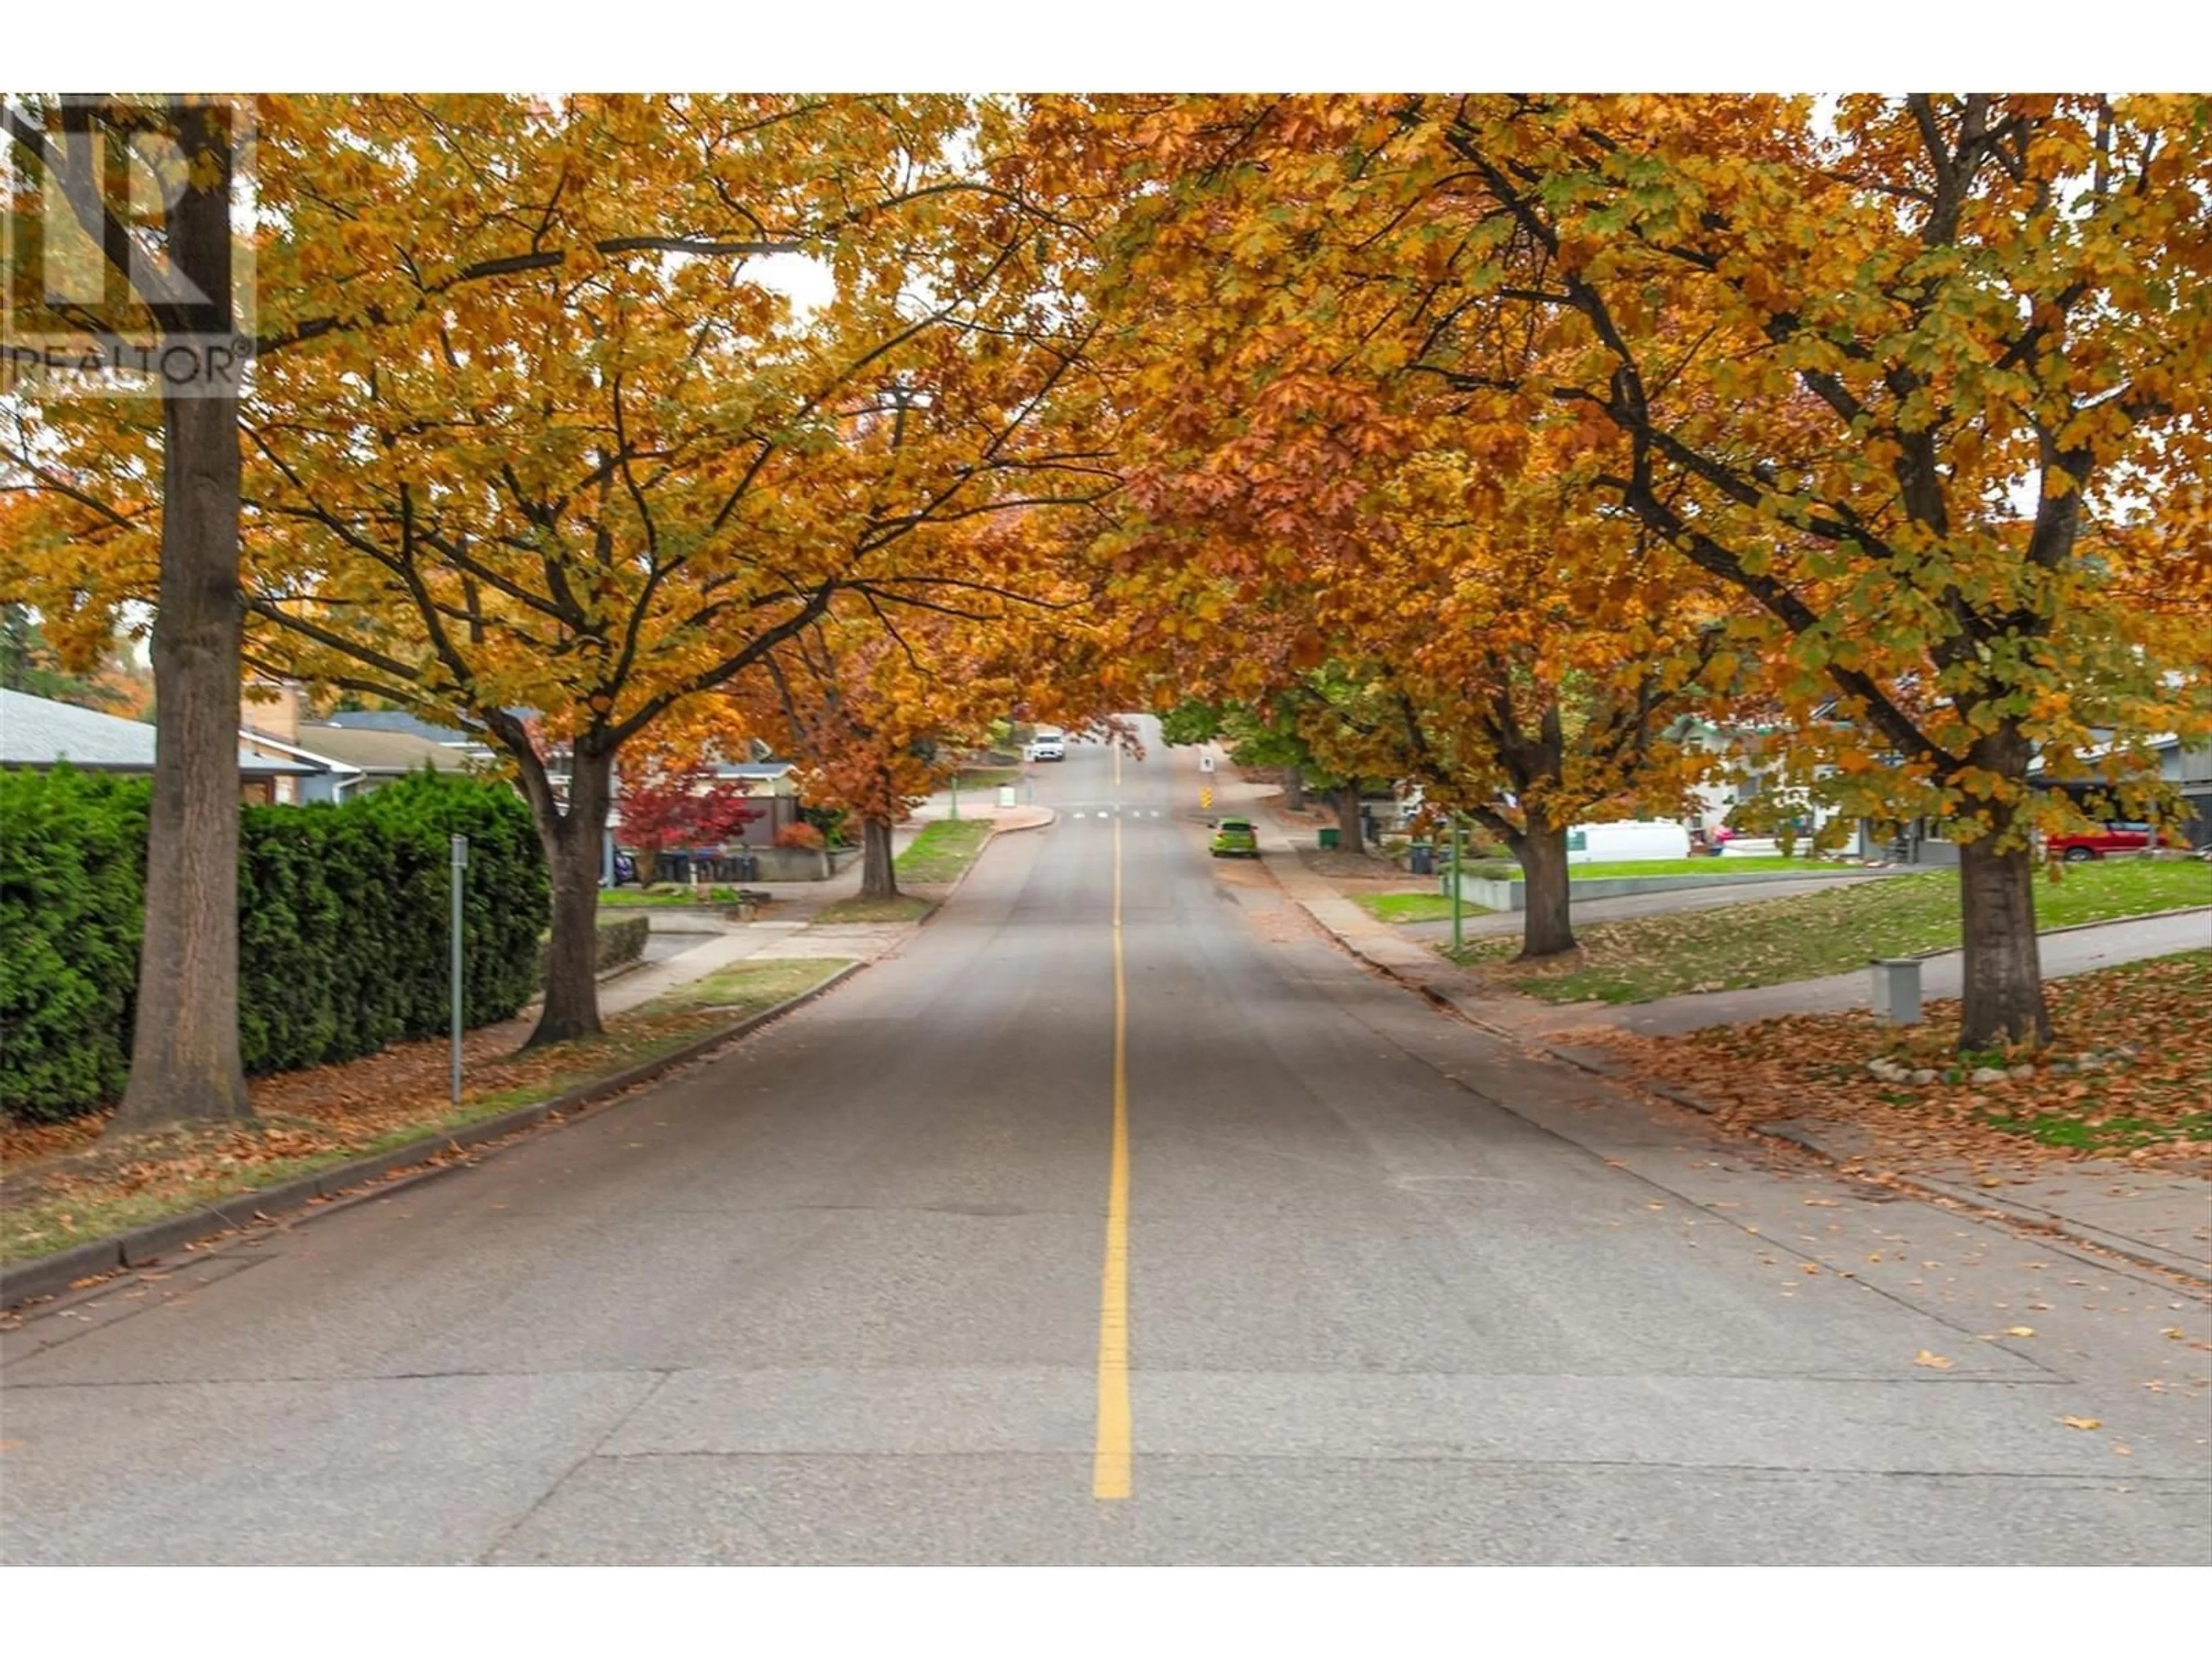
0;1004;740;1263
1588;951;2212;1176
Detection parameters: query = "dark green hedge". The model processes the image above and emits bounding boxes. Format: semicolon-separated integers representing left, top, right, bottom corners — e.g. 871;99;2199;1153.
535;912;650;990
0;766;147;1113
1;767;549;1123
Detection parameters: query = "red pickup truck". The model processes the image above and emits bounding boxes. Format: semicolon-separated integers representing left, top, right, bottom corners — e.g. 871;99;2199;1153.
2043;822;2183;862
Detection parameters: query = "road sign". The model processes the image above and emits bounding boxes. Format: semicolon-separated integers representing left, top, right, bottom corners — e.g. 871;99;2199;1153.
1199;754;1215;772
1200;786;1213;810
450;834;468;1105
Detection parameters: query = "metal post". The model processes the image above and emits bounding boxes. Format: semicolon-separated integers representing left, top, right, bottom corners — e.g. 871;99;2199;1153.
949;773;960;821
1450;815;1465;957
450;834;468;1105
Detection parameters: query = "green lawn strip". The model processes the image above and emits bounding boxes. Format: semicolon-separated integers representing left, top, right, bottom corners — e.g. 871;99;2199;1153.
3;964;853;1266
812;893;937;925
1355;892;1495;924
638;957;851;1016
895;818;994;885
1451;859;2211;1004
599;887;764;908
953;767;1022;789
1448;855;1835;881
1559;855;1830;880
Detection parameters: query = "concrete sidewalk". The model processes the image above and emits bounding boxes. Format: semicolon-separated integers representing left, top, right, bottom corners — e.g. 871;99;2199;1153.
1582;907;2211;1037
1249;810;2212;1283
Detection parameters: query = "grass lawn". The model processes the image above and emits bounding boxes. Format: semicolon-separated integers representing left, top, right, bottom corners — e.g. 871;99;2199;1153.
635;957;850;1017
953;767;1024;790
0;958;851;1266
1452;857;2210;1003
813;893;937;925
1450;854;1834;881
599;885;767;908
897;818;994;885
1356;892;1496;924
1562;855;1835;880
1593;951;2212;1169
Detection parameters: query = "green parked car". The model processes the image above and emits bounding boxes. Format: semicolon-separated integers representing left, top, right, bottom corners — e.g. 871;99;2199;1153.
1210;817;1260;858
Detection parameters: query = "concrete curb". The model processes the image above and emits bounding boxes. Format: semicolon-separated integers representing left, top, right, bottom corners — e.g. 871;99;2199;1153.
1266;865;2212;1288
0;961;866;1315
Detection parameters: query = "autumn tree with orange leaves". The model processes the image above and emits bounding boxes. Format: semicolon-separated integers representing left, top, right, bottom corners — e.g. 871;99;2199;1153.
1118;422;1738;959
758;618;987;902
7;95;1118;1065
1059;92;2212;1047
1060;97;1742;960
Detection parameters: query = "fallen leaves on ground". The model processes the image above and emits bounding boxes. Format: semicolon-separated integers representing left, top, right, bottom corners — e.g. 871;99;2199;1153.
2061;1416;2103;1430
0;1004;744;1261
1587;952;2212;1177
1915;1350;1955;1370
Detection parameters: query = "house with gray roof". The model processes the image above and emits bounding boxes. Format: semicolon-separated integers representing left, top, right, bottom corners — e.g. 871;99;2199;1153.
291;723;475;802
1;687;327;798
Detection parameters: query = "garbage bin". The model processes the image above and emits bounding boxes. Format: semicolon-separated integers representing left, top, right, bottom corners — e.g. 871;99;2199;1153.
1317;827;1339;851
1408;841;1434;876
733;851;759;883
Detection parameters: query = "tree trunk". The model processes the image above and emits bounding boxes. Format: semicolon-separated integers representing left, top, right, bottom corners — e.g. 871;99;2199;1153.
1956;834;2051;1050
859;815;899;900
1282;766;1305;811
528;747;613;1048
107;129;251;1138
1514;813;1577;960
1330;787;1365;854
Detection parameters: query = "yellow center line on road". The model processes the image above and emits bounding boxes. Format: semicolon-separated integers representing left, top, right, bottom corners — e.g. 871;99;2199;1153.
1092;808;1132;1500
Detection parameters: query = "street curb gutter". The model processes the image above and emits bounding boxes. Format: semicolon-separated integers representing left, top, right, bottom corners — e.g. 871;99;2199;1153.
1278;878;2212;1289
0;961;866;1315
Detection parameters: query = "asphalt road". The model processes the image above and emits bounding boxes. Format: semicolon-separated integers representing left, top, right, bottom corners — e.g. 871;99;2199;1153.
4;724;2207;1564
